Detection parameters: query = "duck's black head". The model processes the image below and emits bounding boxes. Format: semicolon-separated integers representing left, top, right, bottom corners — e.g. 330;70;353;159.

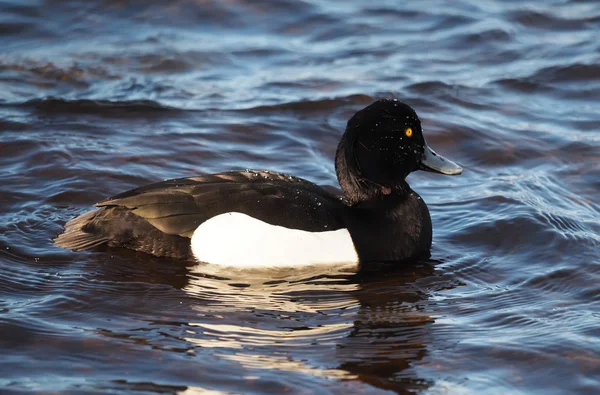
335;99;462;204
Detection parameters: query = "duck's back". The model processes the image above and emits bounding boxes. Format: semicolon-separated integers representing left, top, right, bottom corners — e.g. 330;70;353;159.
54;170;357;266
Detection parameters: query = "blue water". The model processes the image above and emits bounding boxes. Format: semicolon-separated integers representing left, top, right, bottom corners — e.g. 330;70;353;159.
1;0;599;393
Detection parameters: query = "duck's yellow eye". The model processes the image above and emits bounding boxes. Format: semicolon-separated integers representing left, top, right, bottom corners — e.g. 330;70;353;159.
405;127;413;137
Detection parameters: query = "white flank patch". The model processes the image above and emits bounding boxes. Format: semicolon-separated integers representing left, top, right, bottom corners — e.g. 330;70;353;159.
191;212;358;268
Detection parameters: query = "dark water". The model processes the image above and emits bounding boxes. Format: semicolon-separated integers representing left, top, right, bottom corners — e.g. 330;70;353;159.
1;0;599;393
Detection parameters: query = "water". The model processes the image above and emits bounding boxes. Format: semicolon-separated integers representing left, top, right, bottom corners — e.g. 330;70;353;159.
1;0;599;393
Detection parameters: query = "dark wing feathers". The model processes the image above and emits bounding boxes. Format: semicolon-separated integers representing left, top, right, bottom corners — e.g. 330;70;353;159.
141;213;207;238
96;170;317;205
98;170;345;236
55;170;347;257
97;190;196;208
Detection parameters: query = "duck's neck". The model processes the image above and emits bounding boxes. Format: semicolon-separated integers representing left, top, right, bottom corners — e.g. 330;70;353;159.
335;136;410;205
335;144;431;261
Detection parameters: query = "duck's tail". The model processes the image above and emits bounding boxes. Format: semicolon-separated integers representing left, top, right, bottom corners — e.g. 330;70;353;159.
54;210;109;251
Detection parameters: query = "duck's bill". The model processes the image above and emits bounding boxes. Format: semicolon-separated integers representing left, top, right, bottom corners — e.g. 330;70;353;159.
419;145;463;175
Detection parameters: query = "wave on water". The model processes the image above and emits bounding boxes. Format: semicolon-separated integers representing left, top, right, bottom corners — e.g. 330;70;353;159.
16;97;180;114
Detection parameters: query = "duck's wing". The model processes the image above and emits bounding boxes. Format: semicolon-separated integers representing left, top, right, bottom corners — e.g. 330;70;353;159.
95;170;346;238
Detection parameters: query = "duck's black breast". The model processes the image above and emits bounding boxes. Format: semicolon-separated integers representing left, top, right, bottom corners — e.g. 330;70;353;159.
96;170;348;238
342;191;433;263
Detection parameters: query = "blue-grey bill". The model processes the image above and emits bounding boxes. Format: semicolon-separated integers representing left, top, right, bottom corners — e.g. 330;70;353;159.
420;144;463;175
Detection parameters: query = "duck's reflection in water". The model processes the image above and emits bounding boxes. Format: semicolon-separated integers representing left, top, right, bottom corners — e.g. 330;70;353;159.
183;262;438;393
90;251;444;393
337;264;436;393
